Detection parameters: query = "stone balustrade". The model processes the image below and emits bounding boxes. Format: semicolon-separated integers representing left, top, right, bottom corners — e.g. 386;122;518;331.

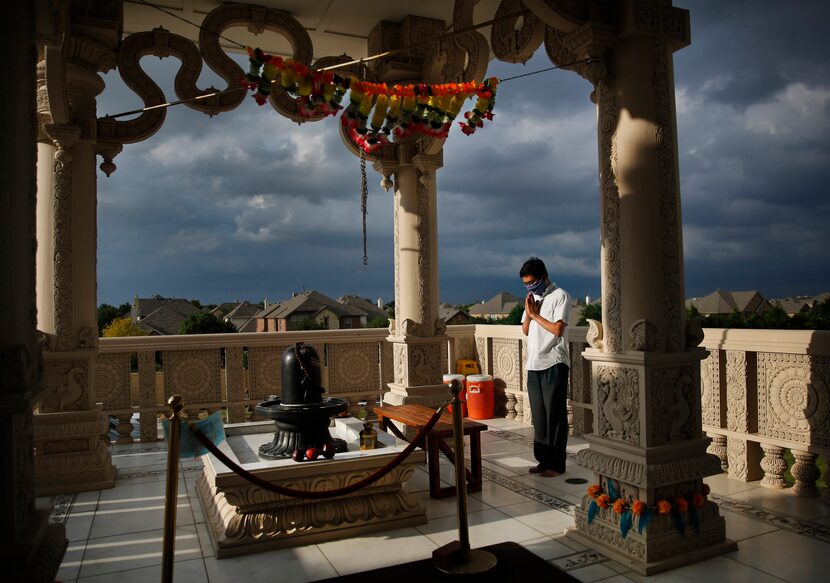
698;328;830;497
97;325;829;496
97;328;396;443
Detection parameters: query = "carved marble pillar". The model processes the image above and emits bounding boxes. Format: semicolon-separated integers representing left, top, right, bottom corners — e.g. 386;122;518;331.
537;1;736;574
0;1;68;579
789;450;820;497
376;147;449;408
759;444;787;489
705;432;728;472
33;23;118;494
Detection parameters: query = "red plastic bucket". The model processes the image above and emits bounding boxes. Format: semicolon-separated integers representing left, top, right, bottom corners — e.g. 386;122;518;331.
465;374;494;420
443;374;467;417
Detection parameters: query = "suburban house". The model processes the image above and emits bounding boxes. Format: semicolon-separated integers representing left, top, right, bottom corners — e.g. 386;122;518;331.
131;296;202;335
686;290;772;316
256;290;367;331
338;295;389;326
221;301;262;332
439;303;471;325
468;291;522;320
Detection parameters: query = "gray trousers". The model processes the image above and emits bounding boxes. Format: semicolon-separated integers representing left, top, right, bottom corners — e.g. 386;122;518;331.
527;363;569;473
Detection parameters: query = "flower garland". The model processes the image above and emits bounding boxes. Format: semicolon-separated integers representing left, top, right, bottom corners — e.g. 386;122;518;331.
241;47;498;153
586;481;711;539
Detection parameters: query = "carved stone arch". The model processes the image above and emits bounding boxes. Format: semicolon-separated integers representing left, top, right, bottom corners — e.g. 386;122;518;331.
96;29;174;145
523;0;589;33
491;0;545;64
199;3;313;119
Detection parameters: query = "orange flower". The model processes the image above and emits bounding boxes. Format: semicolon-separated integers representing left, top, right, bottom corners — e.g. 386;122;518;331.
631;500;647;516
702;483;711;496
588;485;603;499
596;494;611;509
692;494;705;508
674;497;689;513
612;499;628;514
657;500;672;515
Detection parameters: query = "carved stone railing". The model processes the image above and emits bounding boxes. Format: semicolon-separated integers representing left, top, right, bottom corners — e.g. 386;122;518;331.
699;329;830;497
97;329;394;443
96;325;593;444
97;325;830;495
447;325;592;433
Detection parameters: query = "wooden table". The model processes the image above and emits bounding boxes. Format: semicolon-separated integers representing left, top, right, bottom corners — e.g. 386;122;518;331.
373;404;486;499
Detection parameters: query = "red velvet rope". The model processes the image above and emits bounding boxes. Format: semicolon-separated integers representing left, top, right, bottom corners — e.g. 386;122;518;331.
189;405;447;499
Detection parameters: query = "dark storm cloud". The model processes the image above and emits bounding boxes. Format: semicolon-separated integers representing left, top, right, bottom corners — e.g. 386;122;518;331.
96;1;830;307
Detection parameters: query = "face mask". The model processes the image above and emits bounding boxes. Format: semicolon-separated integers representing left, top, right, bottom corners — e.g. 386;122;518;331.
524;279;547;296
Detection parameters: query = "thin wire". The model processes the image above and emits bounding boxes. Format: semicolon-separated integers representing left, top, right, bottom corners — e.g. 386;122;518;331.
317;8;530;72
499;58;597;83
136;0;246;49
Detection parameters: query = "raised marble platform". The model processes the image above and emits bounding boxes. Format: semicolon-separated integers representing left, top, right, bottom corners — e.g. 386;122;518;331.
196;418;427;558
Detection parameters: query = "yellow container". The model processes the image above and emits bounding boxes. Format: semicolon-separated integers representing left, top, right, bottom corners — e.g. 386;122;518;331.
456;359;480;376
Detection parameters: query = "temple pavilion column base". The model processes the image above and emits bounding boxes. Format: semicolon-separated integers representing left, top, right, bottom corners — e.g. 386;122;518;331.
566;348;736;574
566;509;735;576
33;407;116;496
0;508;67;583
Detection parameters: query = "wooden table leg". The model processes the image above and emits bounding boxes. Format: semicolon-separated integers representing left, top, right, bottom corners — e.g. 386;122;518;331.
427;433;442;498
468;432;482;493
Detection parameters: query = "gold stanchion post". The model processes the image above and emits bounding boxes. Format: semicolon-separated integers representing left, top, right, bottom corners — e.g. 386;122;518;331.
433;380;497;574
161;395;184;583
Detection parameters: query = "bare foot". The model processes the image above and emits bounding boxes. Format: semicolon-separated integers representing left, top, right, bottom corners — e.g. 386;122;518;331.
528;465;545;474
540;470;561;478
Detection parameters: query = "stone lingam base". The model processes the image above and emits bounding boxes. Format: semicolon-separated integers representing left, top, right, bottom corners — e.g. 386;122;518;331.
197;417;427;558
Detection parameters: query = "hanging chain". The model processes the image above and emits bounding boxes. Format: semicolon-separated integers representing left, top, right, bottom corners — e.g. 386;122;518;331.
360;149;368;266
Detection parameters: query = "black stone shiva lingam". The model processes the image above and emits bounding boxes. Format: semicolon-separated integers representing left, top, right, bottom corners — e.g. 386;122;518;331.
256;343;349;460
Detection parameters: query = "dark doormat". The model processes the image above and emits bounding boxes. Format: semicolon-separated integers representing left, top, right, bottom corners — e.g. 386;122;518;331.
314;540;581;582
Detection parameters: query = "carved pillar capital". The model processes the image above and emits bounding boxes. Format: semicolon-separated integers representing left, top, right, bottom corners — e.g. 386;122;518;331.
621;0;691;51
44;123;80;151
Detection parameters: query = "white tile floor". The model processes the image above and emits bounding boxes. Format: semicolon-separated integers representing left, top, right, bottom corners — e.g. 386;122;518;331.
42;416;830;583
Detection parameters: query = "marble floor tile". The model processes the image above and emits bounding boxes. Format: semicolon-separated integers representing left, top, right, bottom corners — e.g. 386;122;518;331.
520;536;581;561
58;538;87;583
410;489;489;520
624;556;788;583
471;480;532;507
568;563;620;582
497;499;574;535
111;451;170;469
720;508;780;541
704;473;762;496
114;465;170;486
317;527;437;575
204;544;337;583
480;438;537;456
76;526;202;579
481;458;521;478
727;529;830;582
77;557;208;583
727;487;830;521
65;513;95;542
88;484;193;540
415;507;544;548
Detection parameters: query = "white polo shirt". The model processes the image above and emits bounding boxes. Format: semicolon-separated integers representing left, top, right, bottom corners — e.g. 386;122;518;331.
522;284;571;371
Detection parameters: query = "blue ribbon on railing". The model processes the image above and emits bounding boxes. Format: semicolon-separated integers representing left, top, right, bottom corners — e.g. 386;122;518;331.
163;411;226;459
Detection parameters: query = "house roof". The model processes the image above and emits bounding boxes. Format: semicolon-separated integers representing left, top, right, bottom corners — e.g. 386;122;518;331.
211;302;241;317
133;297;202;320
135;305;195;335
773;297;813;314
262;291;367;320
469;292;522;316
338;295;388;321
236;317;259;333
439;303;468;322
686;290;765;314
224;301;261;320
